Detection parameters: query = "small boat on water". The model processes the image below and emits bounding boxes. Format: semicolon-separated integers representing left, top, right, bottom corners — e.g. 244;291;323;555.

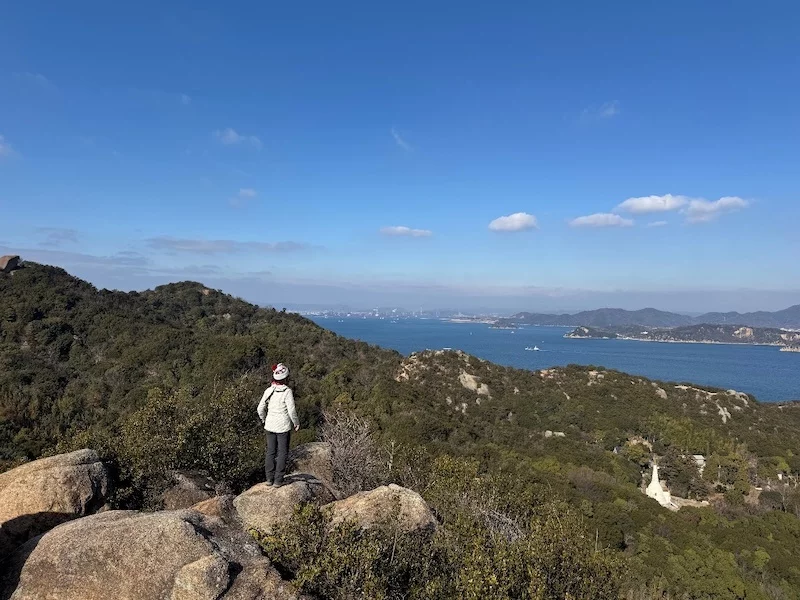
524;346;540;351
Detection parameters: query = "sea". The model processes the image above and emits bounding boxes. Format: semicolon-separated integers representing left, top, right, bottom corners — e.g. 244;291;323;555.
310;317;800;403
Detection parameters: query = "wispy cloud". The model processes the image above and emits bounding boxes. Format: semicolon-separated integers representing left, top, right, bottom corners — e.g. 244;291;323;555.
14;72;57;91
391;127;412;151
488;212;539;232
569;213;634;228
684;196;749;223
0;244;279;282
380;226;432;238
228;188;258;208
37;227;80;247
598;101;620;118
646;221;669;228
130;88;191;106
0;247;150;269
616;194;690;214
214;128;262;150
147;236;310;254
581;100;620;121
0;135;16;159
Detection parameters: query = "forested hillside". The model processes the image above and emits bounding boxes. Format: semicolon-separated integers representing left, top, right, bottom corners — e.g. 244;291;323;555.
3;262;800;599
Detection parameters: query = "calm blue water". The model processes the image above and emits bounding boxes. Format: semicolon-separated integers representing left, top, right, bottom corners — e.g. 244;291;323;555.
311;317;800;402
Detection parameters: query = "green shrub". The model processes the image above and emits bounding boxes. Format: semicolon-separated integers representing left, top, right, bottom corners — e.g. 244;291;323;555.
253;468;625;600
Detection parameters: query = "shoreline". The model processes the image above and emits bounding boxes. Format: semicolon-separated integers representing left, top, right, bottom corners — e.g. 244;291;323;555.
312;318;800;402
564;335;793;349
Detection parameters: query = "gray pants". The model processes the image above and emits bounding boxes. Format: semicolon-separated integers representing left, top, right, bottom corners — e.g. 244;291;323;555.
265;431;290;484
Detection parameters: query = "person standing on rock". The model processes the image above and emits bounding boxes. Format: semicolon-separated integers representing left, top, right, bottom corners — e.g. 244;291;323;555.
257;363;300;487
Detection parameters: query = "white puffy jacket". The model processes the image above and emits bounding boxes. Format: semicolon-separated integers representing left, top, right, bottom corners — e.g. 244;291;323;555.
257;384;299;434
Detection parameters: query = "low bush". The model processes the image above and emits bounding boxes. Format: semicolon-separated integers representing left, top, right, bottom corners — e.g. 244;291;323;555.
253;457;625;600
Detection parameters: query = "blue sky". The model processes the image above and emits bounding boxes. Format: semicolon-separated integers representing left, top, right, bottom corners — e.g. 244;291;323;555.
1;1;798;312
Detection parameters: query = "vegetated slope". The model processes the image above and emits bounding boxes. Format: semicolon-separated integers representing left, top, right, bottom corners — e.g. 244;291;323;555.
3;262;800;599
697;304;800;329
0;262;400;464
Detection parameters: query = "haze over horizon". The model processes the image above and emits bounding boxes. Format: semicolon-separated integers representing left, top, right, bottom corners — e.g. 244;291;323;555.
2;2;798;313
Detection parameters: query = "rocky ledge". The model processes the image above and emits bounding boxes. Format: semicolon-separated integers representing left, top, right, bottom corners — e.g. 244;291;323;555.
0;449;109;558
0;445;437;600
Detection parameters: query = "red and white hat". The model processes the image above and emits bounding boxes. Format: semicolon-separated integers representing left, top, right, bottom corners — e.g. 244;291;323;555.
272;363;289;381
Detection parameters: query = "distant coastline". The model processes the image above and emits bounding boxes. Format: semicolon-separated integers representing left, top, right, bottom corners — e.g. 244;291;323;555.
564;324;800;349
566;334;790;348
447;318;495;324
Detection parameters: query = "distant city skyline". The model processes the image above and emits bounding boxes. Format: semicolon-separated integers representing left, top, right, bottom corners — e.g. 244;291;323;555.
3;250;798;315
2;3;798;311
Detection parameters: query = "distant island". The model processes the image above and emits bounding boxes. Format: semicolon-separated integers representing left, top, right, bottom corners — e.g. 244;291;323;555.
565;324;800;348
498;304;800;329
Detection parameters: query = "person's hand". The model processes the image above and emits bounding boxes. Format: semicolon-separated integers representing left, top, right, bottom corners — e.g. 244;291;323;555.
294;425;300;432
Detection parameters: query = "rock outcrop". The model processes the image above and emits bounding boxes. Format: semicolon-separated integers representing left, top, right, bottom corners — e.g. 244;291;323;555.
0;449;109;557
287;442;335;489
2;509;306;600
328;484;437;532
162;471;225;510
0;445;439;599
234;479;335;533
0;255;20;274
191;495;236;520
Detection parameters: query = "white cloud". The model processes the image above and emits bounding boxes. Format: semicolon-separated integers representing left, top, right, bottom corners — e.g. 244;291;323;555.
0;135;16;158
569;213;634;228
131;88;193;107
214;128;262;150
684;196;748;223
148;236;310;254
391;127;412;151
228;188;258;208
581;100;620;121
598;100;620;118
646;221;669;228
616;194;691;214
37;227;80;246
380;226;432;238
14;72;56;91
488;212;539;232
615;193;749;223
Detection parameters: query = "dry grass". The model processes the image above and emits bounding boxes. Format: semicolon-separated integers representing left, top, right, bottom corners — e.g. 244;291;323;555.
319;410;384;497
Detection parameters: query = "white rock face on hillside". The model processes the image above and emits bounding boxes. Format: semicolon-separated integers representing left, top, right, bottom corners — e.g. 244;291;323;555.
458;371;491;396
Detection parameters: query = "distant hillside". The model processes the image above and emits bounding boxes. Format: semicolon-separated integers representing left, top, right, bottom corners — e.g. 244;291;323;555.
502;304;800;328
566;324;800;346
697;304;800;328
4;260;800;598
503;307;692;327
